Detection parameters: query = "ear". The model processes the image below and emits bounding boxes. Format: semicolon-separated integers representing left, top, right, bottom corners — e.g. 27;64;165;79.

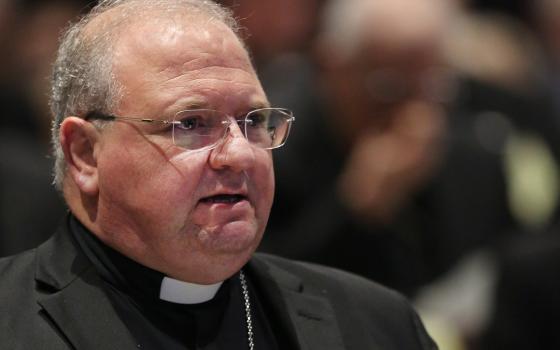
59;117;100;195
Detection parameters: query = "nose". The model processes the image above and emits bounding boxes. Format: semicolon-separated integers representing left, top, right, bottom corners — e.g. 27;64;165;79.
208;120;256;172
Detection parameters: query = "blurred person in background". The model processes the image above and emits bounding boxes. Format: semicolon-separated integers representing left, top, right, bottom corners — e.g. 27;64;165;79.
260;0;473;295
0;0;89;256
255;1;560;348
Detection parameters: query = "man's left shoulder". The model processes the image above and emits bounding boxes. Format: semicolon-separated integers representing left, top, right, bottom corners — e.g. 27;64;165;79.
254;252;403;301
252;253;438;350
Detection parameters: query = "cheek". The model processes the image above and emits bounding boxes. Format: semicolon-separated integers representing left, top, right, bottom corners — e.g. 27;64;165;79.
96;138;204;217
254;152;275;217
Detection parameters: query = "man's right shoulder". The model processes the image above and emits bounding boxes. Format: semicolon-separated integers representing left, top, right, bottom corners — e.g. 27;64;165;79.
0;248;38;288
0;246;78;349
0;249;43;314
0;250;42;339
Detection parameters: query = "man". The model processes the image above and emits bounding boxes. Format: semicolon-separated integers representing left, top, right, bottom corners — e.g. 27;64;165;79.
0;1;437;349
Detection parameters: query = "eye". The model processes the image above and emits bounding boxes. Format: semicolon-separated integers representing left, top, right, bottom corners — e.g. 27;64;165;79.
176;114;213;131
174;110;225;137
177;116;203;130
246;111;268;128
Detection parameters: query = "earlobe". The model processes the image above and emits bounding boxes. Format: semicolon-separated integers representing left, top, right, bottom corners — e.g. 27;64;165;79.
60;117;100;195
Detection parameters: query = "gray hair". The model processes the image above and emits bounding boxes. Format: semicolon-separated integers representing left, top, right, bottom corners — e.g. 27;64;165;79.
50;0;240;190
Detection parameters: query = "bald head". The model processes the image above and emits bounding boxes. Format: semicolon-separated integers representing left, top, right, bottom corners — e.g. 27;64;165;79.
50;0;243;190
317;0;452;64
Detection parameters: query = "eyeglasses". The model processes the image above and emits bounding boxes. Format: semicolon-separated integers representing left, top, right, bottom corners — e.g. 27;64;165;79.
85;107;295;151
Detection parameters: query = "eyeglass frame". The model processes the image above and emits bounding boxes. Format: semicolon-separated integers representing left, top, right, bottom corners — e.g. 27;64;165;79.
84;107;295;151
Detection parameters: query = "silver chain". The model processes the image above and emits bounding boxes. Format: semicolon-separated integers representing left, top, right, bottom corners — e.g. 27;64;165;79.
239;270;255;350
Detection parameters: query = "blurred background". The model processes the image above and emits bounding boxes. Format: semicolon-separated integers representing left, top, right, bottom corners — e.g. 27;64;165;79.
2;0;560;348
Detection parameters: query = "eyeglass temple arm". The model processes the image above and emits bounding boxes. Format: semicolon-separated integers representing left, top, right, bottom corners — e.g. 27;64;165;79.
84;111;116;121
84;111;177;125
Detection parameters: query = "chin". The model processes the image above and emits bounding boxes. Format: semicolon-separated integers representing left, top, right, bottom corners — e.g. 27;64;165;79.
178;251;256;284
196;220;261;253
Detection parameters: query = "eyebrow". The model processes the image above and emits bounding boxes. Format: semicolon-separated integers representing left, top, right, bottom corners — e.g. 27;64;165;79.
249;100;271;109
171;97;271;113
173;97;210;111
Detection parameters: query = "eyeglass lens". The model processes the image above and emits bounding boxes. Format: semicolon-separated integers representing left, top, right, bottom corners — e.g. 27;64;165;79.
172;108;292;150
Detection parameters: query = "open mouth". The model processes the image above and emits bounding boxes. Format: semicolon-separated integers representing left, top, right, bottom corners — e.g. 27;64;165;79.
200;194;247;204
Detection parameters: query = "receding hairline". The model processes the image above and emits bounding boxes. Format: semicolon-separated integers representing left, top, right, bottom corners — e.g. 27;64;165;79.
80;1;242;49
77;1;250;90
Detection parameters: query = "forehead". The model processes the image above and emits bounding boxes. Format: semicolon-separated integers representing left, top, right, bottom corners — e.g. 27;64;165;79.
109;14;265;112
120;15;249;68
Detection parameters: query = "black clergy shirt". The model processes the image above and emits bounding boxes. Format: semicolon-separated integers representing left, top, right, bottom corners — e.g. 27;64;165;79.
69;215;280;350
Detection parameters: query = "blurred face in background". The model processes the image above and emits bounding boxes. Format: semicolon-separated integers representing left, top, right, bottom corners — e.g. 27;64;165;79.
320;36;449;147
317;0;451;146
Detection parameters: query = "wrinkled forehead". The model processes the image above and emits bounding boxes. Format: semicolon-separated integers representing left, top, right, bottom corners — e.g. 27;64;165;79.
115;15;254;72
96;10;266;113
80;3;255;79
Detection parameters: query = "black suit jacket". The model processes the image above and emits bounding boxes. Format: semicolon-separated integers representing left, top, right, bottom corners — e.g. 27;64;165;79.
0;220;437;349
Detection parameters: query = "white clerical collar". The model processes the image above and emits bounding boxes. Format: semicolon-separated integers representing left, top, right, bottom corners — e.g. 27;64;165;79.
159;277;223;304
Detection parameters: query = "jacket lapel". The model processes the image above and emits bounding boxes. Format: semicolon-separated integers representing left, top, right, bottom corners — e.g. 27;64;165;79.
34;220;138;349
249;255;345;350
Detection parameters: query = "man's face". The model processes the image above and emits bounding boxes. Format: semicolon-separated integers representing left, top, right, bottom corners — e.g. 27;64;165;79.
91;17;274;283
